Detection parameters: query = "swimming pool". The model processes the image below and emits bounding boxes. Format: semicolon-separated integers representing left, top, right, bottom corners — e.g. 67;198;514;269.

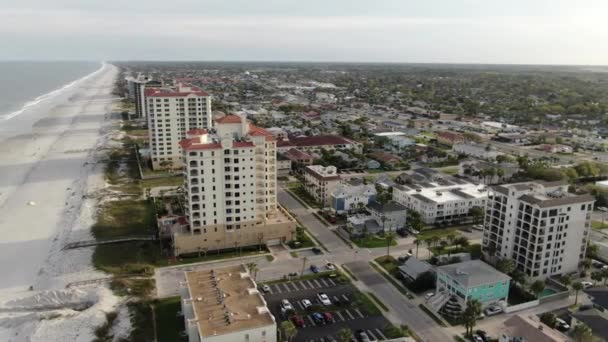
539;288;558;297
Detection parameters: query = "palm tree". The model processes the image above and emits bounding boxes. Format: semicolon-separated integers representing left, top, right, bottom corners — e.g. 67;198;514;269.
413;239;421;258
463;299;482;336
246;262;259;280
281;320;297;342
572;281;584;305
429;236;440;248
424;239;433;258
380;215;387;233
446;233;456;245
572;323;593;342
386;232;395;257
530;280;546;299
496;168;505;182
337;328;353;342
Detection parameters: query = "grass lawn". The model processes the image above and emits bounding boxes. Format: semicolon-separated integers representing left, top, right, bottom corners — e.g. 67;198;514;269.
417;228;461;240
592;221;608;230
289;186;321;208
171;247;269;266
352;235;398;248
288;226;315;249
140;176;184;189
154;297;186;342
436;166;459;175
375;256;399;274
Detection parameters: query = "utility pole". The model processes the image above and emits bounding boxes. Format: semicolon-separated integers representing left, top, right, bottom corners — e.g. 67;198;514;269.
301;256;308;276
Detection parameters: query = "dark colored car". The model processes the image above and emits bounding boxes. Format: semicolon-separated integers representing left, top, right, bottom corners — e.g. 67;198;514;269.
291;315;305;327
310;264;319;273
312;247;322;254
323;312;334;323
475;330;489;342
312;312;325;324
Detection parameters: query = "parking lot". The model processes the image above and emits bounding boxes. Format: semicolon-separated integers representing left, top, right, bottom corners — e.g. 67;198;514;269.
262;273;396;342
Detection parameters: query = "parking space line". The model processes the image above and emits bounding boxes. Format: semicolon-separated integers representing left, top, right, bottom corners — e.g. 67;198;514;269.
344;309;355;320
367;330;378;341
354;308;364;318
320;278;328;287
336;311;345;322
306;316;315;327
297;301;304;310
327;278;336;286
272;284;282;293
281;283;290;292
375;328;387;340
299;281;308;290
290;282;299;291
341;294;349;301
266;286;273;295
313;279;322;287
306;279;315;288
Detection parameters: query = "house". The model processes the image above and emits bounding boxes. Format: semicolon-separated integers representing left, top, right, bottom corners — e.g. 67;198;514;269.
459;160;520;185
303;165;341;206
367;159;381;169
276;154;292;176
282;148;314;168
398;257;434;281
571;308;608;341
452;143;503;160
435;260;510;309
330;182;377;214
368;151;401;169
437;131;467;146
537;144;573;154
277;135;362;154
366;200;408;231
498;314;568;342
375;174;396;189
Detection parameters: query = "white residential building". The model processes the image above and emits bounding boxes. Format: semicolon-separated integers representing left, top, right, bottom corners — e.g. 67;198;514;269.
146;83;213;169
453;143;503;160
482;181;595;279
393;181;487;224
175;114;296;254
180;265;277;342
330;182;377;214
303;165;341;206
125;75;150;117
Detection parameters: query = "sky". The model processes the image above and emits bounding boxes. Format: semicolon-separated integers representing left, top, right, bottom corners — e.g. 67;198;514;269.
1;0;607;65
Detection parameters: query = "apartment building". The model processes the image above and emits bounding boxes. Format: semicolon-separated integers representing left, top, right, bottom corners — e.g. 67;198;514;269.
146;83;213;170
330;181;377;214
482;181;595;279
393;180;487;224
276;135;362;154
303;165;341;206
175;114;296;254
180;265;276;342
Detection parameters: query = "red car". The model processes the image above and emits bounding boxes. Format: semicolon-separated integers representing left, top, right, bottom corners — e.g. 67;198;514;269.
291;315;305;327
323;312;334;323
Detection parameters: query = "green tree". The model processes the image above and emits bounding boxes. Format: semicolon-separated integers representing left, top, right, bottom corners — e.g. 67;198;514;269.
337;328;353;342
540;312;557;328
469;206;484;224
407;210;424;231
591;271;603;285
572;281;584;305
462;299;482;336
413;239;421;258
587;243;599;259
245;262;259;280
530;280;546;298
281;320;297;342
386;232;395;257
496;259;515;275
510;269;527;286
572;323;593;342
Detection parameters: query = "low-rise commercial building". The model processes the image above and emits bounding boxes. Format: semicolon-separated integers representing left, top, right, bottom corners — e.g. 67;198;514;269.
452;143;503;160
482;181;595;279
180;265;276;342
277;135;362;154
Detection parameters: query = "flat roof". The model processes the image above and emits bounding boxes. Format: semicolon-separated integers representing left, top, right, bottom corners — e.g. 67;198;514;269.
438;260;510;288
185;265;274;338
399;182;487;204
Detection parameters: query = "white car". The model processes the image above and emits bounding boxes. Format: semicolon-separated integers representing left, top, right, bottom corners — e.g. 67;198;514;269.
301;299;313;309
280;299;294;312
556;318;570;330
326;263;336;270
484;305;503;316
317;292;332;306
582;281;593;289
261;285;271;293
424;292;435;300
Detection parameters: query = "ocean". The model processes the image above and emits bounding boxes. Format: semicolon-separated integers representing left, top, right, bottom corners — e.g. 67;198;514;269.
0;61;102;119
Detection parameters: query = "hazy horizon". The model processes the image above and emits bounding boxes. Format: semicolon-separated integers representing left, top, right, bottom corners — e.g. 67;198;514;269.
2;0;608;65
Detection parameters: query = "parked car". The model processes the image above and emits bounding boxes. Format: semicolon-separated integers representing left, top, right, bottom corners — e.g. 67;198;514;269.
310;265;320;273
291;315;305;327
312;247;322;254
556;318;570;331
470;335;483;342
301;299;313;309
317;292;332;306
356;330;377;342
484;305;503;316
326;263;336;270
261;284;271;293
475;330;489;342
424;292;435;300
582;281;594;289
280;299;294;312
323;312;334;322
396;229;409;237
312;312;325;324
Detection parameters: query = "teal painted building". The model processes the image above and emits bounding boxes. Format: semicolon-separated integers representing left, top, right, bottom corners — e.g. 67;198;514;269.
436;260;510;307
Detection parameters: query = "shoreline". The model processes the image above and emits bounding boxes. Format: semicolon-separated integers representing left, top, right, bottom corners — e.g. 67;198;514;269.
0;61;106;121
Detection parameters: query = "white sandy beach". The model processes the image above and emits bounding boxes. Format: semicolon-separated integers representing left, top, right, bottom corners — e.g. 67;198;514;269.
0;63;130;341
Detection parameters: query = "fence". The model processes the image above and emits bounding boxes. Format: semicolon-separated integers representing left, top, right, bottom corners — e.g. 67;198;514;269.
504;299;539;313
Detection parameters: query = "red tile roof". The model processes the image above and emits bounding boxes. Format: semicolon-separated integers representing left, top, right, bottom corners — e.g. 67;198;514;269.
187;128;208;135
277;135;357;148
215;115;242;124
144;87;209;97
283;148;314;160
248;124;275;141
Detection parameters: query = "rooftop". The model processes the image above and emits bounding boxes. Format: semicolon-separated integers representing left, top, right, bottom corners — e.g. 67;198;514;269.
304;165;341;180
144;83;209;97
396;181;488;204
215;114;242;124
184;265;275;338
501;314;568;342
493;181;595;208
367;200;407;213
438;260;510;288
277;135;358;148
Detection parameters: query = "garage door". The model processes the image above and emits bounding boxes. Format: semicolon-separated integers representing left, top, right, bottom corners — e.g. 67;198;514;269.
266;239;281;246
